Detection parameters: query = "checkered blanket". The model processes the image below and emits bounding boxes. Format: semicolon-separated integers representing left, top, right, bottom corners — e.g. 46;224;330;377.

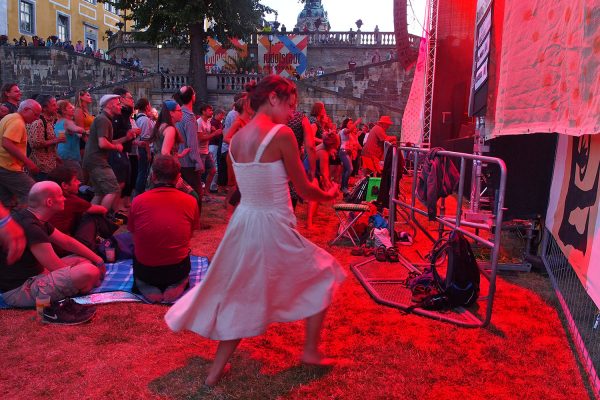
0;256;210;308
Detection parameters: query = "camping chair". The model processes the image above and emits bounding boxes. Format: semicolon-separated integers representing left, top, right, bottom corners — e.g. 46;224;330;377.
330;203;371;246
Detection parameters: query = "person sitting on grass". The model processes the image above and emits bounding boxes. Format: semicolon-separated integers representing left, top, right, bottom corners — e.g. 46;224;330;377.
128;155;199;303
0;181;105;324
47;165;117;252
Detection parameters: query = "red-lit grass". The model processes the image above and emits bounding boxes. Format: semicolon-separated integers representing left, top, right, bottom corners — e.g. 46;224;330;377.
0;194;590;399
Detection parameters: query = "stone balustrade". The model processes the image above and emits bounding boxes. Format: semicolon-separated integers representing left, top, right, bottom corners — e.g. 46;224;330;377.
208;73;264;93
109;31;420;51
160;73;264;93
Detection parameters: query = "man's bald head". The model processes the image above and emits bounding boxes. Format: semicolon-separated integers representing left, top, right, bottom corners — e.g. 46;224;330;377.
28;181;63;209
18;99;42;123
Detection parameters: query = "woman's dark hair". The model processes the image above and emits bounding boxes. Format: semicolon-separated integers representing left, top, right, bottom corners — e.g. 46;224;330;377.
151;101;176;141
36;94;55;109
233;95;246;113
173;85;195;105
0;83;17;103
248;75;296;112
341;118;352;130
322;131;340;150
135;98;150;111
310;102;325;118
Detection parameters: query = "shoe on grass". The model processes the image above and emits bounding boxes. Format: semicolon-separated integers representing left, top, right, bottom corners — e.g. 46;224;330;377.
42;298;97;325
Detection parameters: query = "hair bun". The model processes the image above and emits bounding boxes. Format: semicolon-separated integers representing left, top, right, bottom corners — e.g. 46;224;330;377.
244;80;257;93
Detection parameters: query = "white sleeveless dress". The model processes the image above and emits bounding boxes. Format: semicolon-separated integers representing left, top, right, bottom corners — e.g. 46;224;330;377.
165;124;346;340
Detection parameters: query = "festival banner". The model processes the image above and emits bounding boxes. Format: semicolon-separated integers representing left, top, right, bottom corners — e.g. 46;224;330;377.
257;34;308;78
401;37;428;145
491;0;600;137
204;38;248;72
546;134;600;307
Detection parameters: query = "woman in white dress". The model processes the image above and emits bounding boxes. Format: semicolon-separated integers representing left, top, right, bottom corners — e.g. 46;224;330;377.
164;76;346;386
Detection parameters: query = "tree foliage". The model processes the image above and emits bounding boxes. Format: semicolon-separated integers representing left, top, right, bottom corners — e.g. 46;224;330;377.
101;0;272;105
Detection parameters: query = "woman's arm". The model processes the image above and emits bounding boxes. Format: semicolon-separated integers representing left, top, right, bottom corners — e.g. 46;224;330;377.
161;126;175;155
223;119;241;144
28;120;63;148
64;119;85;135
317;148;333;190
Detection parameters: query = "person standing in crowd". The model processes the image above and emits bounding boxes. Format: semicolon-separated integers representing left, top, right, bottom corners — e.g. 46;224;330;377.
133;98;154;196
129;155;199;303
55;100;86;179
174;86;204;219
165;75;345;387
306;131;341;229
361;115;397;175
109;88;140;211
286;109;317;210
223;88;255;209
0;99;41;207
74;90;94;156
309;102;327;144
0;83;22;115
27;95;64;181
218;92;245;191
338;117;362;194
83;94;124;214
208;109;225;193
196;104;222;199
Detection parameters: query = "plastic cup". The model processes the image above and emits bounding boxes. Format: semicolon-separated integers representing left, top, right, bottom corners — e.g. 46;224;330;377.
105;247;116;263
35;294;51;319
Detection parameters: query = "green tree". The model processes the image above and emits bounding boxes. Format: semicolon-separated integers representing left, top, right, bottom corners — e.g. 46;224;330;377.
103;0;272;107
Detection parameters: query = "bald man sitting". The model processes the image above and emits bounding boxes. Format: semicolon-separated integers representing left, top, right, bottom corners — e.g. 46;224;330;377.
0;181;105;324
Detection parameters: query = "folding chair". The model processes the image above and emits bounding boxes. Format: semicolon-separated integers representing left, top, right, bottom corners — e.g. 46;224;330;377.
330;203;371;246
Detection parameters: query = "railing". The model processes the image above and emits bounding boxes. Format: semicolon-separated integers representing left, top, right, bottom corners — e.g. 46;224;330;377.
109;31;421;51
159;73;264;93
160;74;189;91
208;73;263;93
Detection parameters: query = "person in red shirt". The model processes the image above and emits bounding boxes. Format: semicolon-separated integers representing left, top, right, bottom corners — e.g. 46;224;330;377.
128;155;199;303
361;115;397;175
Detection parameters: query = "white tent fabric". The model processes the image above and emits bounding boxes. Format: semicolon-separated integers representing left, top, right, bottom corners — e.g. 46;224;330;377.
492;0;600;138
401;38;428;145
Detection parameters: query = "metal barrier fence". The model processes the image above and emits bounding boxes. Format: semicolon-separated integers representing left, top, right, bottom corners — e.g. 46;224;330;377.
542;230;600;398
352;144;507;328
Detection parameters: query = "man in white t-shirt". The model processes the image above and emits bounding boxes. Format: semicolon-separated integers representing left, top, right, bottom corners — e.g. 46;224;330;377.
196;104;222;195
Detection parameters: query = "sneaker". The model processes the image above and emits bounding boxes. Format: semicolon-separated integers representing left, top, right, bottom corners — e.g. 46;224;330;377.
42;298;97;325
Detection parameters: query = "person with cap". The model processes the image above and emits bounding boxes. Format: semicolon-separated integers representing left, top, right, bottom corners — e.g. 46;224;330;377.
82;94;124;215
361;115;397;175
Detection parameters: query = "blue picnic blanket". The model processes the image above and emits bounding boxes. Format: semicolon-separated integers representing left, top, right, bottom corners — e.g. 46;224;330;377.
0;255;210;308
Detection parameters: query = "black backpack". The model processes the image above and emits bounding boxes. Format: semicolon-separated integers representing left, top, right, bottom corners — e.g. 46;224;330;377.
408;230;480;310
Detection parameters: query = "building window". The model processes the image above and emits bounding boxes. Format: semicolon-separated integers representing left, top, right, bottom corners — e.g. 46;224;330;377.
57;14;70;41
84;24;98;51
104;3;117;14
19;0;35;35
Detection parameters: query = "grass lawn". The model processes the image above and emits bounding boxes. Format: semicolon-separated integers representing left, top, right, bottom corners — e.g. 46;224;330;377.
0;192;591;399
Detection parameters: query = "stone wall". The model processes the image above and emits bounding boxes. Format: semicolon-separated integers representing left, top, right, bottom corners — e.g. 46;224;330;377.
0;46;154;102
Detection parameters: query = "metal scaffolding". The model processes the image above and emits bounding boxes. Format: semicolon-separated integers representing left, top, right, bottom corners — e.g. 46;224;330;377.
420;0;439;149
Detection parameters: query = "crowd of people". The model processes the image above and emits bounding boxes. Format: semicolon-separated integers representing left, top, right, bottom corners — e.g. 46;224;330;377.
0;76;397;385
0;34;146;72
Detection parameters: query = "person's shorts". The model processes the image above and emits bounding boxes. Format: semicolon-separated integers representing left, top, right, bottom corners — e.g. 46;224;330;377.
108;151;131;184
1;266;79;307
89;165;120;195
199;153;215;173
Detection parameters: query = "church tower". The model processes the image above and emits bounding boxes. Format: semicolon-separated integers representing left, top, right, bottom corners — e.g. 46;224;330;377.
295;0;331;32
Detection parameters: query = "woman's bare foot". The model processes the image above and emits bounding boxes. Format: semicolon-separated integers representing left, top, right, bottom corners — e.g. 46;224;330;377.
301;352;336;366
204;363;231;387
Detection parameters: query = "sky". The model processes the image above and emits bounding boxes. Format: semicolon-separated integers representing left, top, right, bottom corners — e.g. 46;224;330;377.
259;0;427;36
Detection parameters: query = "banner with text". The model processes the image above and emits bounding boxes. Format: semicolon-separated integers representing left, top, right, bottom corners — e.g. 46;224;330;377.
546;134;600;308
257;34;308;78
204;38;248;72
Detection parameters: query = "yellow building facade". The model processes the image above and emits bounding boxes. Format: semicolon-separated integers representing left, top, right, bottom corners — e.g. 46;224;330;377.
3;0;129;50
